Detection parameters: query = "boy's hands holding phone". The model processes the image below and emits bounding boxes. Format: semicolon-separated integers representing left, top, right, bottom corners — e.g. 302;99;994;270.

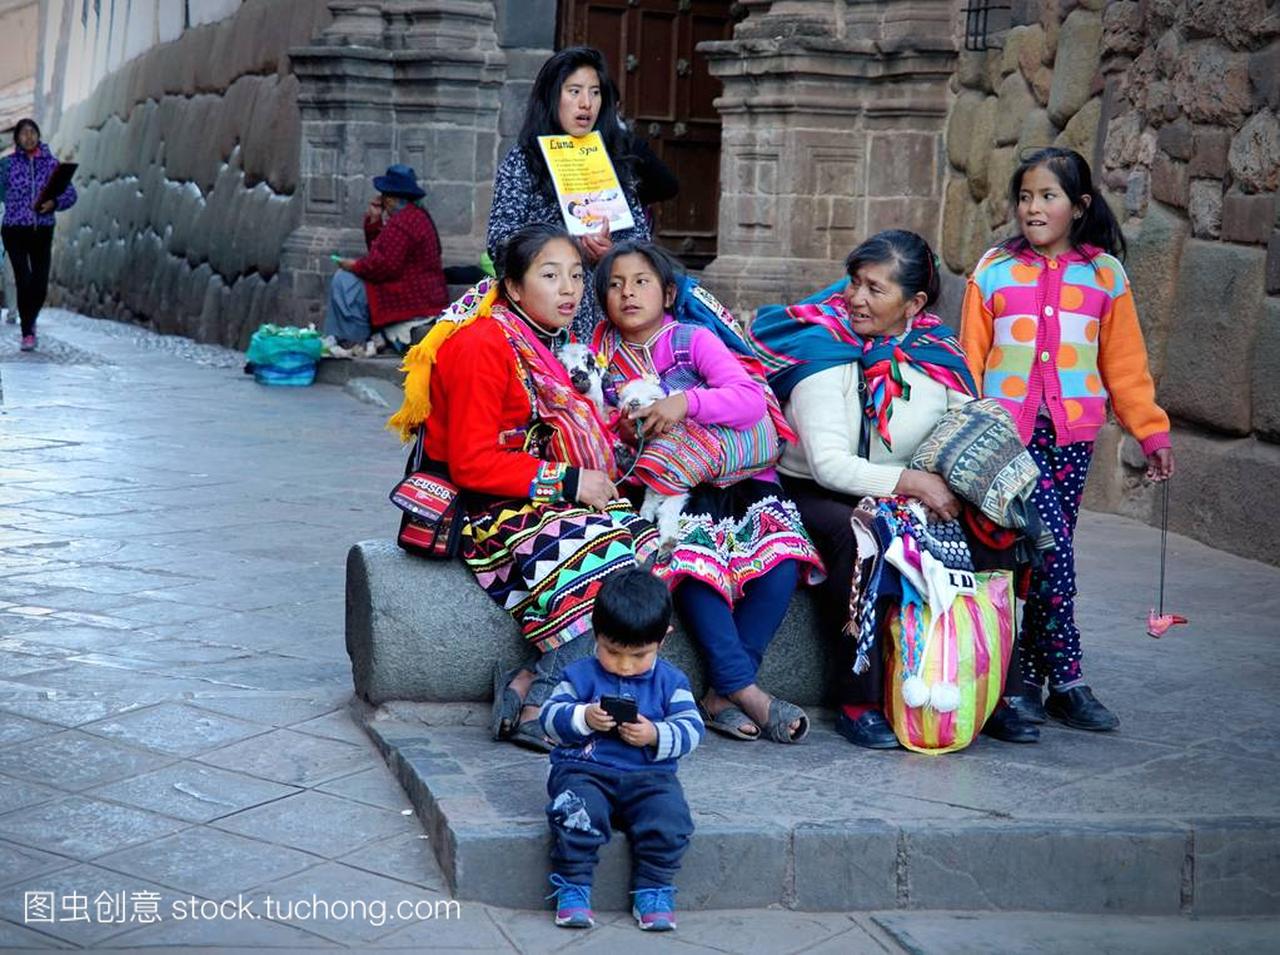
616;713;657;747
585;696;656;747
584;702;617;733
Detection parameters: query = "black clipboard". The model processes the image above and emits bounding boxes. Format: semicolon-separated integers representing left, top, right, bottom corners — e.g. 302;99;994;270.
33;162;77;211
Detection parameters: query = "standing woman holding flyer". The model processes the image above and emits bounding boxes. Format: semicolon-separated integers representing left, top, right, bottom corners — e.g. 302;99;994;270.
0;119;76;352
488;47;650;339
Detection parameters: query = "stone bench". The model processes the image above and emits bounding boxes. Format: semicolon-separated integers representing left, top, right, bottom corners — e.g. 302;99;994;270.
345;539;837;706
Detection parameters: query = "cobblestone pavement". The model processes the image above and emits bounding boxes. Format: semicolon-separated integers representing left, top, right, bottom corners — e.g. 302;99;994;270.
0;312;1274;952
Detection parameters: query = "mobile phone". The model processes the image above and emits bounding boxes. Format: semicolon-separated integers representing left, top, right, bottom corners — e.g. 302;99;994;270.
330;253;343;263
599;694;638;727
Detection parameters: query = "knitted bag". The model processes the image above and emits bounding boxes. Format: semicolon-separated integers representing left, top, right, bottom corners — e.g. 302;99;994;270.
884;570;1014;755
910;398;1042;532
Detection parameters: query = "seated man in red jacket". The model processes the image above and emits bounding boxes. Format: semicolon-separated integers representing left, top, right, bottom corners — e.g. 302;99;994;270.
327;164;448;356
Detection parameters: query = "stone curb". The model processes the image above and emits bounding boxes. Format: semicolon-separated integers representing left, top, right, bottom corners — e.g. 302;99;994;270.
354;703;1280;917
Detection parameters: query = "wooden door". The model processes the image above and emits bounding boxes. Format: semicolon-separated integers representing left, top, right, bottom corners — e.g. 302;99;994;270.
559;0;735;269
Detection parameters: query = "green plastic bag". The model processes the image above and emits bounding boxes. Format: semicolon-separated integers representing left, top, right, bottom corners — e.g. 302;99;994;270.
245;324;325;387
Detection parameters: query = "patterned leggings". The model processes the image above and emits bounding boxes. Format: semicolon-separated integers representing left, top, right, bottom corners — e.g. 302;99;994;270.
1020;419;1093;690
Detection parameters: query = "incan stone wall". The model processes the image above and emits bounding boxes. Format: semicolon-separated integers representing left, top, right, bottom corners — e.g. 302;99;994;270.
939;0;1280;565
38;0;333;348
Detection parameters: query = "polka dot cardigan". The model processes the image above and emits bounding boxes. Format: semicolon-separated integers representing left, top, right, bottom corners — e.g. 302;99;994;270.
959;244;1170;456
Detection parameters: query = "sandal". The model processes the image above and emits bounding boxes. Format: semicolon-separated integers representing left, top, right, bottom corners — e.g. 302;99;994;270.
698;702;760;741
490;665;525;741
510;718;554;753
761;698;810;744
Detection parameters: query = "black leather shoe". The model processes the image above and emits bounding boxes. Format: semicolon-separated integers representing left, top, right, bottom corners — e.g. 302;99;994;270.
835;710;900;749
981;704;1040;743
1045;686;1120;731
1006;686;1047;724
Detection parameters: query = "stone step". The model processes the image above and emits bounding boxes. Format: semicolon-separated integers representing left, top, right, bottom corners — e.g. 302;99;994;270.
355;701;1280;917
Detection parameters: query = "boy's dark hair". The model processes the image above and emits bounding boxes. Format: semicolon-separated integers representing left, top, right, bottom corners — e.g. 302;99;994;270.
593;239;683;310
592;568;672;647
517;46;633;198
495;222;584;299
1002;146;1126;261
845;229;941;309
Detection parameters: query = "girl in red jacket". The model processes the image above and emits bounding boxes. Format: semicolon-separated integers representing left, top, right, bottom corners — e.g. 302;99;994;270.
389;223;658;752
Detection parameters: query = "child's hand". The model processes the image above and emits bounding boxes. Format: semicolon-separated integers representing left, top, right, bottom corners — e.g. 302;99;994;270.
617;713;658;748
1146;448;1174;482
632;393;688;437
584;702;616;733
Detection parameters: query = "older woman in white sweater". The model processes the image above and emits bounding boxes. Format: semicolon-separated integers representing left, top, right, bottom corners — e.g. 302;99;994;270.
751;230;1038;750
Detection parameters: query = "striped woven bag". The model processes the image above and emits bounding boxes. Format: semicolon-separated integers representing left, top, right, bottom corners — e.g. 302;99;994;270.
884;570;1014;755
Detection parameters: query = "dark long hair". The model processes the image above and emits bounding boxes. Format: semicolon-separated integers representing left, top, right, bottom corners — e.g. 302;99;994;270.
845;229;941;309
593;239;683;311
517;47;633;195
12;118;39;148
1003;146;1126;260
495;222;584;298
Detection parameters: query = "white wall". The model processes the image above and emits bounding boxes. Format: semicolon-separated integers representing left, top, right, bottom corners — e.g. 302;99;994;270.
38;0;246;120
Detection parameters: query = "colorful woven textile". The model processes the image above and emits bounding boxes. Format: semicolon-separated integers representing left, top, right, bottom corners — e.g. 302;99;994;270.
910;398;1053;548
595;322;780;494
463;498;659;652
749;281;976;452
390;280;617;477
652;481;822;604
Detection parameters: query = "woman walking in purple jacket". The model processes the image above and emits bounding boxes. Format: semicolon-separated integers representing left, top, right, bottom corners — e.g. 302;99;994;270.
0;119;77;351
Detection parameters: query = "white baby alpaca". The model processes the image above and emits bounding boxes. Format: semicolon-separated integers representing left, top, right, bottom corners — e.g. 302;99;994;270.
617;378;688;550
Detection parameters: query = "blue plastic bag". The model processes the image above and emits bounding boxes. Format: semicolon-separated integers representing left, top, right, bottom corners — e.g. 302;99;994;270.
245;324;325;387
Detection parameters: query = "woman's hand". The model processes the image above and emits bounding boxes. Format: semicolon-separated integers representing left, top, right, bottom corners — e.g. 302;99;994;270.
584;702;615;733
631;393;688;437
1146;447;1174;482
36;200;54;215
617;713;657;748
576;468;618;509
896;469;961;522
579;219;612;264
363;198;386;227
336;258;359;271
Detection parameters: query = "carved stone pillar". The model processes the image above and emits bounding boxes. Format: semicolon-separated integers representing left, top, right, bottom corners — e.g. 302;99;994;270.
280;0;504;326
699;0;957;312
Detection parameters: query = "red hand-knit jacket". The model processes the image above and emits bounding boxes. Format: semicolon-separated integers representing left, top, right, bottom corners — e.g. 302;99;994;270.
351;204;448;329
424;317;579;500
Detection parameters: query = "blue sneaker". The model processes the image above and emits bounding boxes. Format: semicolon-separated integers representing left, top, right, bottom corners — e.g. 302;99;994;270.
631;885;677;931
547;874;593;928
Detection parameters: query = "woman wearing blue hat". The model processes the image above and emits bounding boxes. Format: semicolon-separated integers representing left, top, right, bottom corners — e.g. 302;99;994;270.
328;164;448;355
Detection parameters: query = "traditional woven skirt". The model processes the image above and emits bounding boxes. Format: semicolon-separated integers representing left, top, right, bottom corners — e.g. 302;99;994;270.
653;478;824;606
462;498;660;653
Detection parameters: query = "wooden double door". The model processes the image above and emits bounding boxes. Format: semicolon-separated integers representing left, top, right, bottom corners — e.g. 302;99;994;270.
559;0;736;268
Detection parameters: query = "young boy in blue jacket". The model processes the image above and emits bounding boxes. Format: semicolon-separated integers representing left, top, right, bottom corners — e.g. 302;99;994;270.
540;567;704;932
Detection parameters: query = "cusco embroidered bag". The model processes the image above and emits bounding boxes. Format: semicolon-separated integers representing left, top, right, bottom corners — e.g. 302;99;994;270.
389;425;465;559
884;570;1014;755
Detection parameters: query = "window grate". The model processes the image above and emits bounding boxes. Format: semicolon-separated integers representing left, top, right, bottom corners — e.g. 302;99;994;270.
962;0;1012;51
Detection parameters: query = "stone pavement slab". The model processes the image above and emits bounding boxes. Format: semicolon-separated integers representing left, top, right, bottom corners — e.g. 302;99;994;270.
0;312;1276;951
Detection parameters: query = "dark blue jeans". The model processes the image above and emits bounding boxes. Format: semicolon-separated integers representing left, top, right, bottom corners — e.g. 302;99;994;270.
673;560;798;696
546;762;693;889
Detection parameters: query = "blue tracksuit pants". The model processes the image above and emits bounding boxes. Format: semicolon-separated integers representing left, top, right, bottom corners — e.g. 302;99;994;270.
546;761;693;889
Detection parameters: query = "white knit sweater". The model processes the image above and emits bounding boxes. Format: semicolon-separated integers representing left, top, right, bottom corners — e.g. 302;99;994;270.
778;362;972;498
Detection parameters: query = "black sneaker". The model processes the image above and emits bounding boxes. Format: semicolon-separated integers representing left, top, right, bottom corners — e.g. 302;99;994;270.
981;703;1040;743
1006;684;1047;724
834;710;900;749
1045;686;1120;731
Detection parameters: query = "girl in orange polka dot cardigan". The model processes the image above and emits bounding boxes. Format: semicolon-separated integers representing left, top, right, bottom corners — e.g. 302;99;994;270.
960;147;1173;734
